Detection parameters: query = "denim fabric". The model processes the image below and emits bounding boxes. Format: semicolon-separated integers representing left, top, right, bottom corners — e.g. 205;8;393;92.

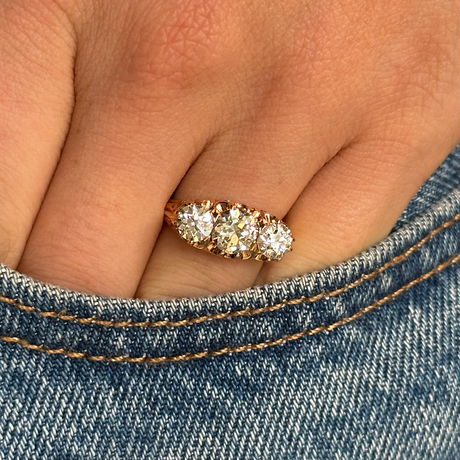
0;145;459;460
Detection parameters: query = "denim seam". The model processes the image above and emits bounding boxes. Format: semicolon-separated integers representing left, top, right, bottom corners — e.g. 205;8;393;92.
0;253;458;364
0;213;458;329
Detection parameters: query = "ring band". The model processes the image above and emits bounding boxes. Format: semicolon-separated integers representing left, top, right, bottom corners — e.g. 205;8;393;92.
164;199;293;261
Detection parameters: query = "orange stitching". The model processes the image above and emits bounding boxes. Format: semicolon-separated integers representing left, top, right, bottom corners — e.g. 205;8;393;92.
0;213;459;329
0;254;458;364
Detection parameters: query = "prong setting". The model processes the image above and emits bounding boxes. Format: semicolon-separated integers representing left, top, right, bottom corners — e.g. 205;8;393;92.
166;199;293;261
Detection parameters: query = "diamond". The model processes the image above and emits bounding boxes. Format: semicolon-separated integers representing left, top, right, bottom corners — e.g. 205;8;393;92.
257;222;293;260
176;203;215;243
212;205;258;255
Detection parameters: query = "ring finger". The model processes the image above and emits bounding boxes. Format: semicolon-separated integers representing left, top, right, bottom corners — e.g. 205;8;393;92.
135;104;350;299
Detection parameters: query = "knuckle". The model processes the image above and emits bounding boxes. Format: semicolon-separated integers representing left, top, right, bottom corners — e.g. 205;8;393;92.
0;0;76;69
1;0;74;32
120;0;236;90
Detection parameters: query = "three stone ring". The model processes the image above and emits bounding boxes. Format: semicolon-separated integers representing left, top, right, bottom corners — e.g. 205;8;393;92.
164;199;293;261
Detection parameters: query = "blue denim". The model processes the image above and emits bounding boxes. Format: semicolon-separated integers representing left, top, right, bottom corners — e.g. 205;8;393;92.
0;144;459;460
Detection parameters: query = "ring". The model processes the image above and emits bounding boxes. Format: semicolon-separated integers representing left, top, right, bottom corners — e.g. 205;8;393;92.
164;199;294;261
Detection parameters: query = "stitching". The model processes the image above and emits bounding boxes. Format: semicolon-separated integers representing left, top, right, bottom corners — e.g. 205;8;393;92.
0;213;458;329
0;253;458;365
0;214;459;328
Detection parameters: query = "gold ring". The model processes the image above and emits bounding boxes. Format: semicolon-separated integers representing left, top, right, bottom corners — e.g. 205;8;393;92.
164;199;293;261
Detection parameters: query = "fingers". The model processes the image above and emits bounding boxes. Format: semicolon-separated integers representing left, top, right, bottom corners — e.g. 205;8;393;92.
15;0;249;297
256;127;459;285
15;84;214;296
256;44;460;286
134;15;371;300
135;109;348;299
11;0;456;301
16;0;355;299
15;16;226;296
0;1;75;267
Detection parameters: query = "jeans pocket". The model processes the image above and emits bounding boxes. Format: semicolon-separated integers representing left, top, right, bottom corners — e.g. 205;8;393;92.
0;159;459;365
0;145;459;460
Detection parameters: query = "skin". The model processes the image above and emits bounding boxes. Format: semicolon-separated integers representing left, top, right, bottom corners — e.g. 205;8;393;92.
0;0;458;299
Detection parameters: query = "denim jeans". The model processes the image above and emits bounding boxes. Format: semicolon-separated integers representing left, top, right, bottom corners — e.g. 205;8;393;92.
0;144;459;460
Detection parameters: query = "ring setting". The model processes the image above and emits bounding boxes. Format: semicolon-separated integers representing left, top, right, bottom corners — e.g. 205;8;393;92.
164;199;293;261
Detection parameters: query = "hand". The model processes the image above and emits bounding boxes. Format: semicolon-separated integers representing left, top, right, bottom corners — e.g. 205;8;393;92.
1;0;458;299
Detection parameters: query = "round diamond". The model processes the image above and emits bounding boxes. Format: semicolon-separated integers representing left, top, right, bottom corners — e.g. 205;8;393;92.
257;222;293;260
176;203;214;243
212;206;258;255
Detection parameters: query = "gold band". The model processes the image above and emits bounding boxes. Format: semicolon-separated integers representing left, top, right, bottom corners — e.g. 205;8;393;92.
164;199;293;261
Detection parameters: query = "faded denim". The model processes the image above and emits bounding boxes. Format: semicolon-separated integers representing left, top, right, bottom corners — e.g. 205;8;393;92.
0;144;459;459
